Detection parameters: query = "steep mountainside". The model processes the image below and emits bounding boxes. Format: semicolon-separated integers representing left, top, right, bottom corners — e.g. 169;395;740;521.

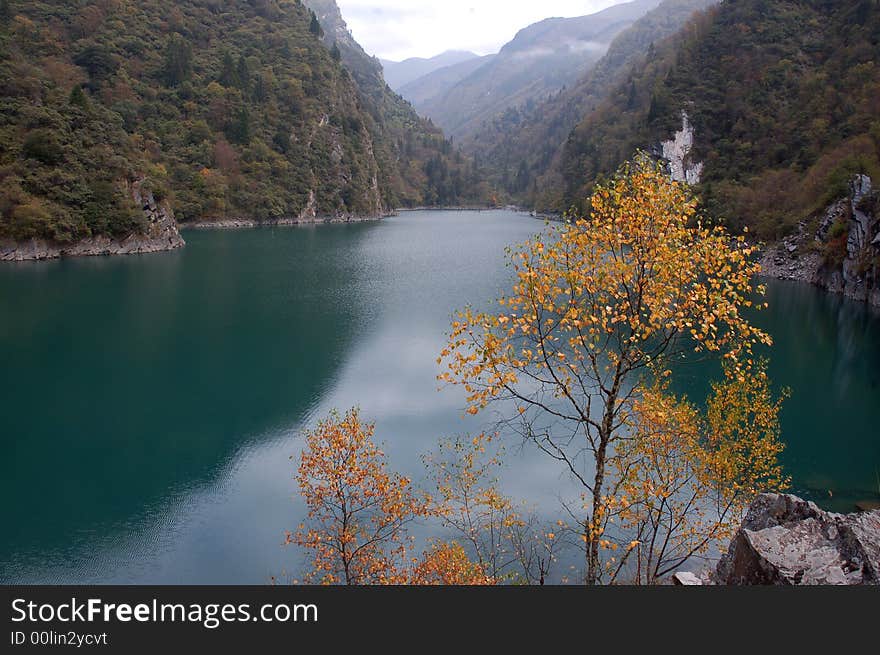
396;55;496;109
556;0;880;245
381;51;479;92
304;0;488;206
466;0;718;199
0;0;486;254
0;0;391;247
415;0;663;142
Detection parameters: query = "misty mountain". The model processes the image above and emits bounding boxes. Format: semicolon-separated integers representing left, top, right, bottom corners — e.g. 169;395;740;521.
412;0;663;142
466;0;718;199
396;54;496;111
381;51;480;92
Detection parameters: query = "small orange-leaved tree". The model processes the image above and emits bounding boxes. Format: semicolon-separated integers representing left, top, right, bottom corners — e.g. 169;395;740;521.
290;408;495;585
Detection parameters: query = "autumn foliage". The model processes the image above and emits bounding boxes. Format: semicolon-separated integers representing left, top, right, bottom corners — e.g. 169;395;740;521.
291;158;789;585
289;409;431;585
290;408;495;585
439;157;788;584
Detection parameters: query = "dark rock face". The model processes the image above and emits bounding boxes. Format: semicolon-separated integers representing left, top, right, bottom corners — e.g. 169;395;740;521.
760;175;880;307
716;494;880;586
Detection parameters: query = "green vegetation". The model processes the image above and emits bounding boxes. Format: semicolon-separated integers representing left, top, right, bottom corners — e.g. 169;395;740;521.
302;0;488;208
0;0;484;244
555;0;880;240
468;0;717;204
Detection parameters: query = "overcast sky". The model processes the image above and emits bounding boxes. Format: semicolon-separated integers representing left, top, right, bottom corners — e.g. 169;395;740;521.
336;1;628;61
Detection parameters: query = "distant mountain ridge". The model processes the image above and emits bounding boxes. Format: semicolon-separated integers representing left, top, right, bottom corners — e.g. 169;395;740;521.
381;51;480;92
465;0;718;200
397;55;497;110
411;0;663;142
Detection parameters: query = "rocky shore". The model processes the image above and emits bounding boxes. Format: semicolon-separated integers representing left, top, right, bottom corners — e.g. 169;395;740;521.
758;175;880;308
0;181;184;262
181;213;389;231
674;493;880;585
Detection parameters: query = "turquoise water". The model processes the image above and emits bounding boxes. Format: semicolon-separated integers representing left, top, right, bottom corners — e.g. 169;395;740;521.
0;210;878;583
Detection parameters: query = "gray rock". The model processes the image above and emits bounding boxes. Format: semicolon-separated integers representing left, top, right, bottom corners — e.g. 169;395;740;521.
671;572;703;586
716;493;880;585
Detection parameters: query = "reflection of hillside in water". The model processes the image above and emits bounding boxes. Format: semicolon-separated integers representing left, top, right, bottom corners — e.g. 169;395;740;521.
0;224;378;581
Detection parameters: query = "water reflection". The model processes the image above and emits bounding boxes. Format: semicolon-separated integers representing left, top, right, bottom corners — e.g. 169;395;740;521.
1;212;878;583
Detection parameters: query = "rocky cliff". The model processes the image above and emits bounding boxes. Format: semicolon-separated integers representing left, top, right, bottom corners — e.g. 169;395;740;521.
760;175;880;307
0;181;184;262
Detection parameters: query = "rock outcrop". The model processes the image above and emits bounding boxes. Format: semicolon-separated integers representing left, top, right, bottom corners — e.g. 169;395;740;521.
659;111;704;186
714;494;880;585
760;175;880;307
0;180;185;262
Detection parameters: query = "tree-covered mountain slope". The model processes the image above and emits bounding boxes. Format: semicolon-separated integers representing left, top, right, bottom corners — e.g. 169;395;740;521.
303;0;488;207
0;0;485;249
555;0;880;242
465;0;718;200
412;0;663;142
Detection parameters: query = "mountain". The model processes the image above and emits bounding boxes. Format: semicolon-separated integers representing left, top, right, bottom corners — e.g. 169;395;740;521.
397;54;496;111
381;51;480;92
0;1;486;253
466;0;718;200
413;0;664;142
303;0;488;207
555;0;880;243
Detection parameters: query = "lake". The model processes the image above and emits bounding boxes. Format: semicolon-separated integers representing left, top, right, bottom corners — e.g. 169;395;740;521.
1;210;878;583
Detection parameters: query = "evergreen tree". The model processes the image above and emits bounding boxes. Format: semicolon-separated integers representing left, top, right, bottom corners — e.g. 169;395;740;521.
160;34;193;87
228;106;251;144
330;43;341;62
219;50;238;88
69;85;89;110
0;0;11;22
236;55;250;93
309;11;323;38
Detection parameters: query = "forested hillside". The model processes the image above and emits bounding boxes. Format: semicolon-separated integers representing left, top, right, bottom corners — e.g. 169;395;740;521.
0;0;483;245
466;0;717;200
555;0;880;240
303;0;488;207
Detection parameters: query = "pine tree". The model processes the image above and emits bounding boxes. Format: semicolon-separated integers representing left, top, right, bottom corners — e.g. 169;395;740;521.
236;55;250;93
161;35;192;87
69;85;89;110
228;106;251;145
309;11;323;38
0;0;11;21
219;51;238;88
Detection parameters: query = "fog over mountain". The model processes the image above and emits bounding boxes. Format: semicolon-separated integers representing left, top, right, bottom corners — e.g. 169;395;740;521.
405;0;663;141
380;51;480;92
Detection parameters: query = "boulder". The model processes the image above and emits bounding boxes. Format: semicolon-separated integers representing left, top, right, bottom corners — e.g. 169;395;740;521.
715;493;880;585
671;572;703;586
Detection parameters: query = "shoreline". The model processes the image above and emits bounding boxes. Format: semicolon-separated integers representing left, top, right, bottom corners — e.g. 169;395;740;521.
758;243;880;309
181;213;391;231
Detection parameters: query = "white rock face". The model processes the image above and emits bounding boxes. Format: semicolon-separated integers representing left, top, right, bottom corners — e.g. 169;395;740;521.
661;111;704;185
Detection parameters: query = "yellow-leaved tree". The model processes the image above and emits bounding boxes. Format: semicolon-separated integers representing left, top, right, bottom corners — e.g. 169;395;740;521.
439;156;788;584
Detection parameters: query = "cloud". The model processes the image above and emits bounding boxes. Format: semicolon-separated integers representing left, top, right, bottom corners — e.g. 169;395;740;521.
336;0;629;61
